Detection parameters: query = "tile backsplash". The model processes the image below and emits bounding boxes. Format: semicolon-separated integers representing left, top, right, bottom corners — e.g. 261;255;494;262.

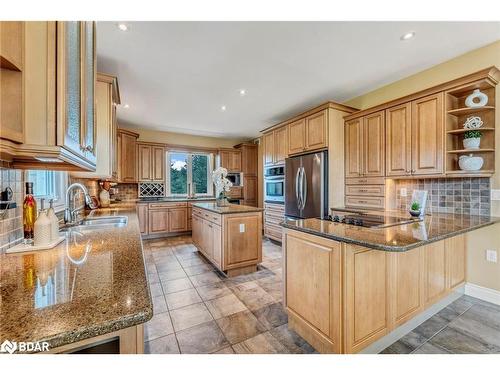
112;183;138;201
0;168;24;252
395;178;491;216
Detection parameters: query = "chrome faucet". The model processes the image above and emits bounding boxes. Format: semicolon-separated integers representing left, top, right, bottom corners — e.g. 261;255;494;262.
64;183;98;224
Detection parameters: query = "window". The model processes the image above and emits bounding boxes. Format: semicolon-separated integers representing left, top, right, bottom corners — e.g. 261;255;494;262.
166;151;214;197
25;171;67;212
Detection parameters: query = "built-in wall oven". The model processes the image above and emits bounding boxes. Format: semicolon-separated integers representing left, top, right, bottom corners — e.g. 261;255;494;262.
264;165;285;203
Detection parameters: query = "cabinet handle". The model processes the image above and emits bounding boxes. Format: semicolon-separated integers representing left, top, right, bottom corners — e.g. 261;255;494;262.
358;200;368;204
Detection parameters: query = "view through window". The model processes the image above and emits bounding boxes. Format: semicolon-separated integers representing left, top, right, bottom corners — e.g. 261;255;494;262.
25;170;67;211
167;151;213;196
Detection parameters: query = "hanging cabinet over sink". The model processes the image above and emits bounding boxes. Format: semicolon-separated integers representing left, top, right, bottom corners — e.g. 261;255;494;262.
0;21;97;171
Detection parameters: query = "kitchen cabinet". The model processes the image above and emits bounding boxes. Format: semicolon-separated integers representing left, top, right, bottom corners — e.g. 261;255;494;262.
220;149;242;172
168;207;188;232
117;128;139;183
445;235;466;290
242;175;257;206
423;240;447;306
288;119;306;155
148;209;169;234
71;73;120;180
411;93;444;175
137;142;165;182
362;111;385;177
386;103;412;176
264;202;285;242
305;110;328;151
263;132;274;166
274;126;288;164
138;202;191;237
0;21;98;171
345;118;363;178
137;203;148;234
234;143;258;206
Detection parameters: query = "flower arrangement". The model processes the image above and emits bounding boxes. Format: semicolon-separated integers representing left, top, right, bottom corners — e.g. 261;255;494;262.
212;167;233;205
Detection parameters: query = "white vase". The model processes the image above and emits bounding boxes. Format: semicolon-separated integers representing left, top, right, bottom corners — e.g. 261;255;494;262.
463;137;480;150
34;210;52;246
458;154;484;171
465;89;488;108
99;189;110;208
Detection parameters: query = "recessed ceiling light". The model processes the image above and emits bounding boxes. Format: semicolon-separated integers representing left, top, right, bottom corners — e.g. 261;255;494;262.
400;31;415;41
221;105;227;112
117;23;129;32
239;89;246;96
123;104;130;109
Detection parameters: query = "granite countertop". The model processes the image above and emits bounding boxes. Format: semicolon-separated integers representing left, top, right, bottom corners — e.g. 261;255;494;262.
0;205;153;352
137;197;216;203
192;202;264;215
281;212;500;252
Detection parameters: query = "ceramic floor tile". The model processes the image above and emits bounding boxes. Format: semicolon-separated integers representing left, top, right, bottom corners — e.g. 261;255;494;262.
156;260;183;273
205;293;248;319
213;346;235;354
412;342;451;354
430;327;500;353
183;263;215;276
179;255;209;268
144;312;174;341
380;331;427;354
232;332;289;354
165;288;202;310
148;273;160;284
149;282;164;298
216;310;266;344
176;320;229;354
252;302;288;330
449;314;500;347
196;282;233;301
460;303;500;331
161;277;194;294
153;295;168;314
145;334;180;354
169;302;213;332
158;268;188;282
434;306;461;322
446;296;475;315
232;285;275;311
413;315;449;339
269;324;316;354
189;271;223;287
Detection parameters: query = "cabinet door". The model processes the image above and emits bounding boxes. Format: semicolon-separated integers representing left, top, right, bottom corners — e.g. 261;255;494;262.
305;110;327;151
203;220;214;259
152;146;165;181
137;204;148;235
192;215;199;247
111;97;118;179
82;21;96;162
138;144;152;181
220;150;230;170
148;209;169;234
168;207;188;232
119;132;137;182
231;151;242;172
243;175;257;203
212;224;222;268
285;232;342;353
263;132;274;166
363;111;385;177
345;118;363;178
445;235;466;290
288;119;306;155
274;126;288;164
411;93;444;175
386;103;412;177
423;240;447;306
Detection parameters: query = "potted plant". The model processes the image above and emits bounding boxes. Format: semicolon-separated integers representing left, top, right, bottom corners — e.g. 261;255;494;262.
212;167;233;207
409;201;421;217
463;130;482;150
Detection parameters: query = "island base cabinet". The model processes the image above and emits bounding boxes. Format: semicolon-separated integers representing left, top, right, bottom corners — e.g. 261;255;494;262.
284;231;342;353
283;228;467;354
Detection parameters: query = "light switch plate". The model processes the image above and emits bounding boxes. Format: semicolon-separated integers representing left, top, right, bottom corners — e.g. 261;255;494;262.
486;249;498;263
491;190;500;201
239;223;245;233
400;188;407;197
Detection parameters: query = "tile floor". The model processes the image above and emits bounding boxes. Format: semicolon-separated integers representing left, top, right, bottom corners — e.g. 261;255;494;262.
142;236;316;354
143;235;500;354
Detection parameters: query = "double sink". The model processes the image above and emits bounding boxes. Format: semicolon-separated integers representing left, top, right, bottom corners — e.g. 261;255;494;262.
61;216;128;232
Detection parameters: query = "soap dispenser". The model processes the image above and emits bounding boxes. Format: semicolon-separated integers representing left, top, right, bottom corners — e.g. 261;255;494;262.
34;198;52;246
47;199;60;241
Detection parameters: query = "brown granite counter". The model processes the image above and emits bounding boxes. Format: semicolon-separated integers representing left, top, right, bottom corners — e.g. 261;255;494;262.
192;202;264;215
281;212;500;252
0;205;153;352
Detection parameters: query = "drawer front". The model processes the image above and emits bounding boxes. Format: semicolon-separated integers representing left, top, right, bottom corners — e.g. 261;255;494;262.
345;177;385;185
345;185;385;197
200;210;222;226
345;195;385;210
149;202;187;209
264;223;282;241
264;203;285;214
265;212;284;225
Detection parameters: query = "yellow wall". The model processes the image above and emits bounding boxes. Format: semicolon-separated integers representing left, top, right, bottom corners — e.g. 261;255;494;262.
345;40;500;292
120;125;248;149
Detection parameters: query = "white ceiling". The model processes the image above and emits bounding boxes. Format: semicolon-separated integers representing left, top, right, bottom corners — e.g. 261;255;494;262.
96;22;500;139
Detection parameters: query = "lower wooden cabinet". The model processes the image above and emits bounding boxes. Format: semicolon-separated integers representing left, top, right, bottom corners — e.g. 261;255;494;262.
168;207;188;232
283;228;467;354
148;209;169;234
138;202;191;237
137;204;148;235
264;202;285;242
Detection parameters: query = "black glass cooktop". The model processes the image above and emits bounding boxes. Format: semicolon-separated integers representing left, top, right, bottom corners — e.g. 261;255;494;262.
329;210;421;228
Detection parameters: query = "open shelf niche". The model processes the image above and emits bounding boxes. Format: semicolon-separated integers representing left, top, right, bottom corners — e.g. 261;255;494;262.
445;78;496;176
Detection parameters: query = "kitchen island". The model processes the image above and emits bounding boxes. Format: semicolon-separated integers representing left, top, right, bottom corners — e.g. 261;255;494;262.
0;205;152;354
191;202;264;276
281;213;500;354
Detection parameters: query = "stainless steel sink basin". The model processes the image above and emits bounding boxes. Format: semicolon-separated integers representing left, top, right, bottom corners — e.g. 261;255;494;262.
61;216;128;231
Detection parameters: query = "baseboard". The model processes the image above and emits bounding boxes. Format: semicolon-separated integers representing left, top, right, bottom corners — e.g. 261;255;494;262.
464;282;500;306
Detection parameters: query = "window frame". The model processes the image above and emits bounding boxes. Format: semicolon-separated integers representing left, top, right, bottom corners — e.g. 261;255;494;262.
165;150;214;198
24;171;68;213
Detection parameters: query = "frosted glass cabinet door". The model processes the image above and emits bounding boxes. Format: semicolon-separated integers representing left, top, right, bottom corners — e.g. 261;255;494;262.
83;21;96;160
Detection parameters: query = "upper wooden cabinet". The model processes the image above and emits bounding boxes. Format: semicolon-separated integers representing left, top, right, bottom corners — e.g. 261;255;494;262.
345;118;363;178
235;143;258;175
137;142;165;182
263;132;274;166
71;73;120;180
0;21;98;171
288;119;306;155
274;126;288;164
386;103;412;177
117;128;138;183
305;110;328;151
220;149;242;172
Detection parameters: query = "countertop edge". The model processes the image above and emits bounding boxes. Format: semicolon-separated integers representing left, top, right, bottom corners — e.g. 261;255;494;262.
192;203;264;215
281;220;499;252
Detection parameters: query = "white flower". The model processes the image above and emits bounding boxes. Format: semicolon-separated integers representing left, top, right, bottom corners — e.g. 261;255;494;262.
212;167;232;196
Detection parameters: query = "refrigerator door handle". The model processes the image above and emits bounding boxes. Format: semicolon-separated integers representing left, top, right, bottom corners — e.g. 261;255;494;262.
295;167;301;210
301;166;307;210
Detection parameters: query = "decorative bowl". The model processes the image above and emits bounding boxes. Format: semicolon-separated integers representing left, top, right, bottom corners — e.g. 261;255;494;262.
458;154;484;171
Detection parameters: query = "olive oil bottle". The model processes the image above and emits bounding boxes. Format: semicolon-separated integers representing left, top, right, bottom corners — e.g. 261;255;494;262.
23;182;37;244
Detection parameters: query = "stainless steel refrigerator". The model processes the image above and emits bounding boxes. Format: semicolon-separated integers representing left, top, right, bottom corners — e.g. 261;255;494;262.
285;151;328;219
